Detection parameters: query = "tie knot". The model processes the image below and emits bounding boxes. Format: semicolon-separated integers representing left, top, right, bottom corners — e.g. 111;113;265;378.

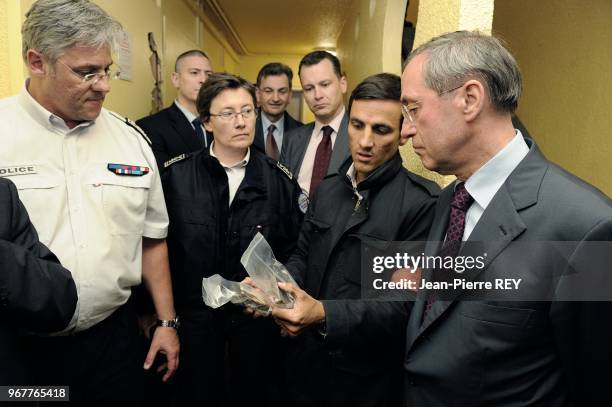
267;124;276;135
192;118;201;127
451;182;473;212
321;125;333;139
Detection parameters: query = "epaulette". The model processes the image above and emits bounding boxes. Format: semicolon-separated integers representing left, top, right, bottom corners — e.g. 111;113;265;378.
275;162;293;180
108;111;152;146
164;153;189;168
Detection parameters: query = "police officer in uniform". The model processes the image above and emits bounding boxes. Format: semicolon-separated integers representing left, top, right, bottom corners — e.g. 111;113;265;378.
162;73;304;407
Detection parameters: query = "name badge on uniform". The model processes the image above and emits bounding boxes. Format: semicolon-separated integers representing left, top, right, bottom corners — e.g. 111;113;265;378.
0;165;37;177
107;163;150;176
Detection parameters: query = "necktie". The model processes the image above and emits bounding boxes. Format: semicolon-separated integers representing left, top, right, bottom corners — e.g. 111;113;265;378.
265;124;279;161
423;182;473;321
309;125;333;198
192;118;207;147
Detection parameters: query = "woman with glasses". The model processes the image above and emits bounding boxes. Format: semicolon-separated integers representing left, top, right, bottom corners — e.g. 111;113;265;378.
161;73;305;407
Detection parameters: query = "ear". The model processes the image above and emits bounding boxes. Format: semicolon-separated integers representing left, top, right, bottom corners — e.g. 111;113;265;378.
255;87;261;106
202;118;213;133
26;49;46;76
462;79;485;122
170;72;180;89
339;75;348;94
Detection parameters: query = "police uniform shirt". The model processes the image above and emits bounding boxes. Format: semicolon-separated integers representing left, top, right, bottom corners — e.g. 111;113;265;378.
209;141;250;205
0;85;169;332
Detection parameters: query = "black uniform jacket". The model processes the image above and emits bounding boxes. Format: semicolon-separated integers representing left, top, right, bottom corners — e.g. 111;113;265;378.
162;148;304;311
284;153;440;407
0;178;77;385
136;103;206;171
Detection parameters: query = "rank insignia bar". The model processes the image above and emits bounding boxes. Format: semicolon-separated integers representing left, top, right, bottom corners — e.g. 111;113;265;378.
107;163;150;176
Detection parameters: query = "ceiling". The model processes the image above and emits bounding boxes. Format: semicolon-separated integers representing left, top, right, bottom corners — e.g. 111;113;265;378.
200;0;354;56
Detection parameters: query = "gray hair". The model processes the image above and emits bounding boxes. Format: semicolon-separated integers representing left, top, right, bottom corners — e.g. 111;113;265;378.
22;0;123;64
405;31;522;114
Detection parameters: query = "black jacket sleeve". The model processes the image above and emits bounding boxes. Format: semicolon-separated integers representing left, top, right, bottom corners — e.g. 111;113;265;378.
0;179;77;332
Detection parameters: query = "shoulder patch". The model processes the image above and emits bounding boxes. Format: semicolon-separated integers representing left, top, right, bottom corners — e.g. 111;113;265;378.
164;154;187;168
108;111;152;146
276;162;293;180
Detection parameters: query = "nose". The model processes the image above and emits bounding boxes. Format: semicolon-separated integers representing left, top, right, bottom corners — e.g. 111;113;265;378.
313;86;323;100
272;91;280;102
199;72;208;84
234;112;246;127
359;129;374;149
91;75;111;93
401;120;416;139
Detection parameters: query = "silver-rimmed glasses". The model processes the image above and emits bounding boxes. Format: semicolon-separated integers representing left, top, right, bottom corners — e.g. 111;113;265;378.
57;59;120;86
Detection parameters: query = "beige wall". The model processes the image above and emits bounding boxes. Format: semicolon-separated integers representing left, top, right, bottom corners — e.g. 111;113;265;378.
337;0;408;94
0;0;237;121
493;0;612;196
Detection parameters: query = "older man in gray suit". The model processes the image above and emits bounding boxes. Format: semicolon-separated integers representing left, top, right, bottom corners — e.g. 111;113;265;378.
280;51;350;198
396;31;612;406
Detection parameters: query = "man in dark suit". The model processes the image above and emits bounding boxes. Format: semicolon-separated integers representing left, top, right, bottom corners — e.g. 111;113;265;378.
280;51;350;198
254;62;303;159
137;49;213;169
396;31;612;406
0;178;77;386
264;73;438;407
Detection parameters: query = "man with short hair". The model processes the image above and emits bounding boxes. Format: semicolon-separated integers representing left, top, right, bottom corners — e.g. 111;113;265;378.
399;31;612;406
272;73;439;407
0;1;179;404
280;51;351;198
254;62;303;159
137;49;214;169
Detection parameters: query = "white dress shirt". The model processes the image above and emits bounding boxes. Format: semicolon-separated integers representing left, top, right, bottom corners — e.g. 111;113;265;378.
461;131;530;240
209;142;250;205
261;112;285;150
297;107;345;195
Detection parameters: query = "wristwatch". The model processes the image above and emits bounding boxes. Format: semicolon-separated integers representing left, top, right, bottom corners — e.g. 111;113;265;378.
156;316;180;329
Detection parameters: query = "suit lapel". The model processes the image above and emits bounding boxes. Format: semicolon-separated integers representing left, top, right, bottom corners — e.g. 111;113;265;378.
328;113;349;175
406;141;547;353
292;123;315;175
169;103;202;150
405;188;453;350
254;114;265;153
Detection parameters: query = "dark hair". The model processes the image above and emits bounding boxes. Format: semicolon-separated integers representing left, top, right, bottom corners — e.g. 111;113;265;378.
175;49;209;71
349;73;401;111
298;50;342;78
197;73;257;120
348;73;402;125
256;62;293;88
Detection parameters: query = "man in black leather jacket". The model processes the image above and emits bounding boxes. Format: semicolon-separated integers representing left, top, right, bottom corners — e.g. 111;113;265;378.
273;73;440;407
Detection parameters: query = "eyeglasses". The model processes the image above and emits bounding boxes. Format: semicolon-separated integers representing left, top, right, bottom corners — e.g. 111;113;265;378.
401;83;465;124
57;60;120;85
401;102;420;124
209;107;257;121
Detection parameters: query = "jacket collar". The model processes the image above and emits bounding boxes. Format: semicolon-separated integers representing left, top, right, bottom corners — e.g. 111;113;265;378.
340;152;403;193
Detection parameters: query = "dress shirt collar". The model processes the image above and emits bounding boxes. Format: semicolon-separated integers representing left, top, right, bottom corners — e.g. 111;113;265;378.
464;130;529;211
261;111;284;135
209;141;250;169
313;106;345;137
174;99;198;126
19;80;95;132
